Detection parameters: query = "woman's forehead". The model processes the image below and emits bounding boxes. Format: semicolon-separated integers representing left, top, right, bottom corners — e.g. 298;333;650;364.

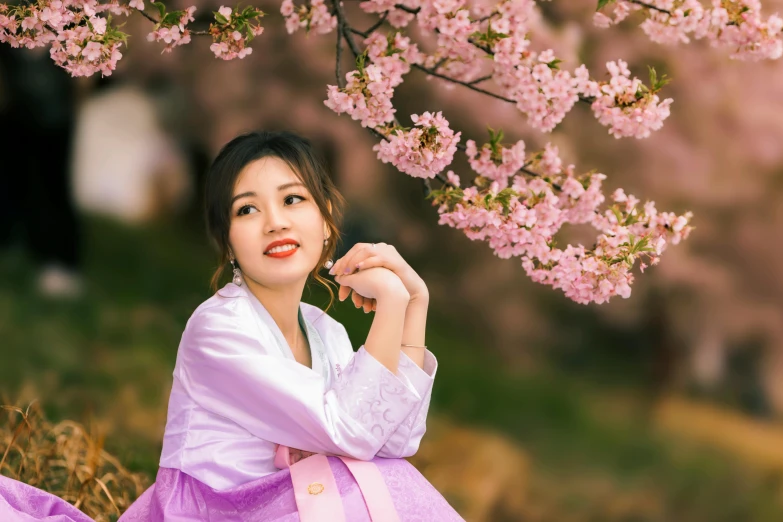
235;157;301;190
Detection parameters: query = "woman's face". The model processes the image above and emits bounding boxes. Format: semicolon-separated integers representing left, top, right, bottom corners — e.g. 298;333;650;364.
228;156;327;290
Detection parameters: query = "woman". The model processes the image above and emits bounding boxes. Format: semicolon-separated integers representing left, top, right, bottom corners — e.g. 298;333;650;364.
0;130;463;521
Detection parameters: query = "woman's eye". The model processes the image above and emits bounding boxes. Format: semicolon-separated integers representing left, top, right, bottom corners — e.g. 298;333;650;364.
237;205;257;216
285;194;305;205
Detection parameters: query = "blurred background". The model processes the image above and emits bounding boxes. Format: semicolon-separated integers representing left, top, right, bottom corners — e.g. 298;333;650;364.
3;0;783;520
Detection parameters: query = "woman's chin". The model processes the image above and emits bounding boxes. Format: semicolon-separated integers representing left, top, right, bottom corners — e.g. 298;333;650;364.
250;265;315;287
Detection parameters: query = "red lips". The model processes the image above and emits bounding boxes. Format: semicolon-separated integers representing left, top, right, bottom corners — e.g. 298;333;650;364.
264;238;299;257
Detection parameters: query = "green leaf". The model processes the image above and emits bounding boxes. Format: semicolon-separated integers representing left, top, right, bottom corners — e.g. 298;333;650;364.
152;1;166;18
596;0;613;11
546;58;562;70
162;11;180;25
214;12;229;24
611;206;623;224
647;65;671;91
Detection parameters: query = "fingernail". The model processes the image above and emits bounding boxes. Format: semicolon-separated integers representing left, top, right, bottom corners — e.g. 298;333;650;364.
344;267;351;274
355;263;362;270
329;267;335;274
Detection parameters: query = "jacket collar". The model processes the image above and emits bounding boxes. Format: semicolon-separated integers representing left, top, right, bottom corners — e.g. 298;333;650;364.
216;281;244;298
215;281;328;329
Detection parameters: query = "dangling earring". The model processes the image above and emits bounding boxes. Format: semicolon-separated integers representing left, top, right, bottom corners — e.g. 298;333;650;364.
229;255;243;286
323;238;334;270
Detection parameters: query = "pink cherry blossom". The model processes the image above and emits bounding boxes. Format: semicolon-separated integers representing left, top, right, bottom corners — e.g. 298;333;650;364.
598;0;783;61
208;5;264;60
0;0;706;303
325;64;397;128
281;0;336;36
373;111;461;179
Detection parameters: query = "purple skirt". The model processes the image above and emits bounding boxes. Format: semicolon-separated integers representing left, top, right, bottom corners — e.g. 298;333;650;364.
0;456;464;521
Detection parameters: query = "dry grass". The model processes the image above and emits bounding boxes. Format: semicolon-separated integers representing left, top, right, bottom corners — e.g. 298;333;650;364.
0;400;149;522
656;395;783;472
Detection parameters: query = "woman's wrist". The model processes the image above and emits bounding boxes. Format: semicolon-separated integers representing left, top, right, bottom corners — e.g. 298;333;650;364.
377;285;410;305
408;290;429;305
400;266;428;301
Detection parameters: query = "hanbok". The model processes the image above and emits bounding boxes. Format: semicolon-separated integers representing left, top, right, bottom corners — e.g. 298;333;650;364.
0;282;464;521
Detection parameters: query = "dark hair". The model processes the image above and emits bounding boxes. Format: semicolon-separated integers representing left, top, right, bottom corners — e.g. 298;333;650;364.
205;130;346;312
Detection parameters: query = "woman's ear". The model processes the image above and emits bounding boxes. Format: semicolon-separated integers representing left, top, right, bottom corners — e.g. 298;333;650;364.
324;202;333;240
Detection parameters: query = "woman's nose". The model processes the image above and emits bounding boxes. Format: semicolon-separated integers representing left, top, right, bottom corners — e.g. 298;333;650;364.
264;206;291;234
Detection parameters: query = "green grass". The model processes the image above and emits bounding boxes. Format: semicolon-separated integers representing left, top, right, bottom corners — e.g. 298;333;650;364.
2;214;783;521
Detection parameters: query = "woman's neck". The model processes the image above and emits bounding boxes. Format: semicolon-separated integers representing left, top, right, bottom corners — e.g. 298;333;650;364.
245;278;305;349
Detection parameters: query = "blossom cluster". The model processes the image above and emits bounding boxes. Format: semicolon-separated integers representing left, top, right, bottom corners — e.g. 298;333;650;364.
416;0;491;85
0;0;128;77
358;0;675;138
325;61;397;128
208;5;265;60
432;136;693;303
325;29;423;124
364;31;423;87
590;59;673;139
464;131;526;190
280;0;336;35
596;0;783;61
145;4;197;54
373;111;462;179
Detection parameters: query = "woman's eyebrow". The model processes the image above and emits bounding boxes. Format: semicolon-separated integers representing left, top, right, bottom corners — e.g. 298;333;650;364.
231;191;256;205
277;182;305;191
231;183;305;205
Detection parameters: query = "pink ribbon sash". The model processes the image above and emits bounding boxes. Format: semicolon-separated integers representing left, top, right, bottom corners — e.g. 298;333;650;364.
274;444;401;522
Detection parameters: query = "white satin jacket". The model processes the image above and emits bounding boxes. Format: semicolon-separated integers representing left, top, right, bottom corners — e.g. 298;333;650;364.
159;281;437;490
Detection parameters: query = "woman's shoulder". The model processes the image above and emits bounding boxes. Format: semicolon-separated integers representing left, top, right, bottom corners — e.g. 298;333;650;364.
184;283;255;333
183;283;349;343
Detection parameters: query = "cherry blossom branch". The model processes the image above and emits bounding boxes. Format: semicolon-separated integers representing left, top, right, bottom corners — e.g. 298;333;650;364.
594;0;783;61
0;0;725;303
335;6;344;88
348;26;515;104
625;0;671;15
322;0;692;303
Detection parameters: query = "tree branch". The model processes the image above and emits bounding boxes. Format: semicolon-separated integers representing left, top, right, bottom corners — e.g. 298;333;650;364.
132;7;209;36
340;5;564;193
626;0;671;15
333;1;345;87
364;10;389;34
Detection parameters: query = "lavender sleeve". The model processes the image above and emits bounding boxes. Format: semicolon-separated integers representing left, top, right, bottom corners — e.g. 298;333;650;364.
177;303;424;461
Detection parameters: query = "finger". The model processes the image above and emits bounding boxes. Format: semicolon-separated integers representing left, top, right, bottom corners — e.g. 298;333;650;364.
354;255;384;271
338;283;351;302
362;296;373;313
329;243;363;275
342;245;376;274
334;243;375;275
351;289;364;308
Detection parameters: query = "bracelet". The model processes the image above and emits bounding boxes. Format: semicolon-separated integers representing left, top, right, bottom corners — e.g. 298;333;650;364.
401;343;427;349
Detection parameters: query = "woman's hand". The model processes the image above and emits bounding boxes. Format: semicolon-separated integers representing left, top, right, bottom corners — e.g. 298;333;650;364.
333;266;409;308
290;448;317;465
329;243;428;305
